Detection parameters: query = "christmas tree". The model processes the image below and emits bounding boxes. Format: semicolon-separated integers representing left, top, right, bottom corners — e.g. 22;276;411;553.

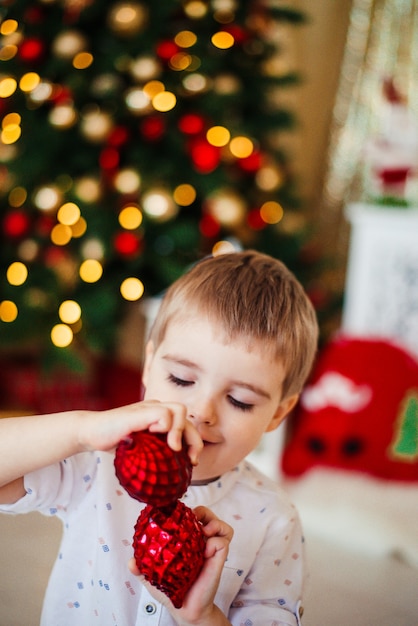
0;0;309;367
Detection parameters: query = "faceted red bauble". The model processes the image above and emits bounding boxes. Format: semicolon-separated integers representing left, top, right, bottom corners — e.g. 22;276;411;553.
114;431;192;507
133;501;206;608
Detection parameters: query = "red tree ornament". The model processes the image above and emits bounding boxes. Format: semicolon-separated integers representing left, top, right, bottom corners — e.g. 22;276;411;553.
133;501;206;608
3;209;30;238
114;431;192;507
178;113;206;136
155;40;179;61
114;431;206;607
18;37;46;64
113;231;142;257
140;115;166;141
190;138;221;173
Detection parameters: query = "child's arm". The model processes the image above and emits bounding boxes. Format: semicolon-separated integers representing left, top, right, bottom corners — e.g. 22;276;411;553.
0;400;202;504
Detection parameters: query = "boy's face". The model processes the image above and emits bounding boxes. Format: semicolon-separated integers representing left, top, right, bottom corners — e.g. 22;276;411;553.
142;315;298;483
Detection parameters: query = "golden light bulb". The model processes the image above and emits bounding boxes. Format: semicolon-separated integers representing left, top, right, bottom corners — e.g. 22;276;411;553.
1;125;21;144
71;217;87;238
51;324;73;348
119;205;143;229
206;125;230;147
260;201;284;224
8;186;26;207
229;136;253;158
0;45;18;62
51;224;72;246
19;72;40;92
2;112;21;128
59;300;82;324
57;202;81;226
143;80;165;98
152;91;176;112
0;300;18;322
169;52;192;71
79;259;103;283
0;19;18;36
211;31;234;49
120;277;144;301
174;30;197;48
173;184;196;206
6;261;28;286
73;52;93;70
0;77;17;98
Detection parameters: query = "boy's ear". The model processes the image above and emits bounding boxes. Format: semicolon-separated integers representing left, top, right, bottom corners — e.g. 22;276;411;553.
141;340;155;388
265;394;299;433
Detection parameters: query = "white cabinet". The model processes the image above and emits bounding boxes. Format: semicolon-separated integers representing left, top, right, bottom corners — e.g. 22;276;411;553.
342;202;418;358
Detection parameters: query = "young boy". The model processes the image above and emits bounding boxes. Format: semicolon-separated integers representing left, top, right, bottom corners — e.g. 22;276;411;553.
0;249;318;626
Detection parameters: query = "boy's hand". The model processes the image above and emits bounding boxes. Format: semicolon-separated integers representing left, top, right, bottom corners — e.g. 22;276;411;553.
79;400;203;466
129;506;233;625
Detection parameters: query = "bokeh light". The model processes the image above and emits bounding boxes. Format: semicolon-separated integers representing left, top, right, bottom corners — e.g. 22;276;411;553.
173;184;196;206
119;205;143;229
51;323;73;348
6;261;28;285
79;259;103;283
59;300;82;324
0;300;18;322
120;277;144;301
211;31;234;49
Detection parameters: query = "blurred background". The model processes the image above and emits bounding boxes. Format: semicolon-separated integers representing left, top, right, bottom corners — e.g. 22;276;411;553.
1;1;418;624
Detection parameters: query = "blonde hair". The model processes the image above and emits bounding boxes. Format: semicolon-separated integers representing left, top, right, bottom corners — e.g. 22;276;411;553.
149;250;318;398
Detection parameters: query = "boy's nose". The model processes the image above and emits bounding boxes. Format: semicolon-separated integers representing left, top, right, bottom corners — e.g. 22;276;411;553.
188;397;217;425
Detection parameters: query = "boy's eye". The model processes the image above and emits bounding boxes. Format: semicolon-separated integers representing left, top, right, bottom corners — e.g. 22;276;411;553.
228;395;253;412
168;373;194;387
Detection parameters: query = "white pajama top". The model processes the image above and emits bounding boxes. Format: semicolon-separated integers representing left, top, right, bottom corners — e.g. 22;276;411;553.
0;452;305;625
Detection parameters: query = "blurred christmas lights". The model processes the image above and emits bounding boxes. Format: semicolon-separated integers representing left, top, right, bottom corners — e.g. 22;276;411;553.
0;0;306;357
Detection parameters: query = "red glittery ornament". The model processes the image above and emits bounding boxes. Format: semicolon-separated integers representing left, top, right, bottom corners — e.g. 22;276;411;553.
133;501;206;608
114;431;192;507
114;431;206;607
